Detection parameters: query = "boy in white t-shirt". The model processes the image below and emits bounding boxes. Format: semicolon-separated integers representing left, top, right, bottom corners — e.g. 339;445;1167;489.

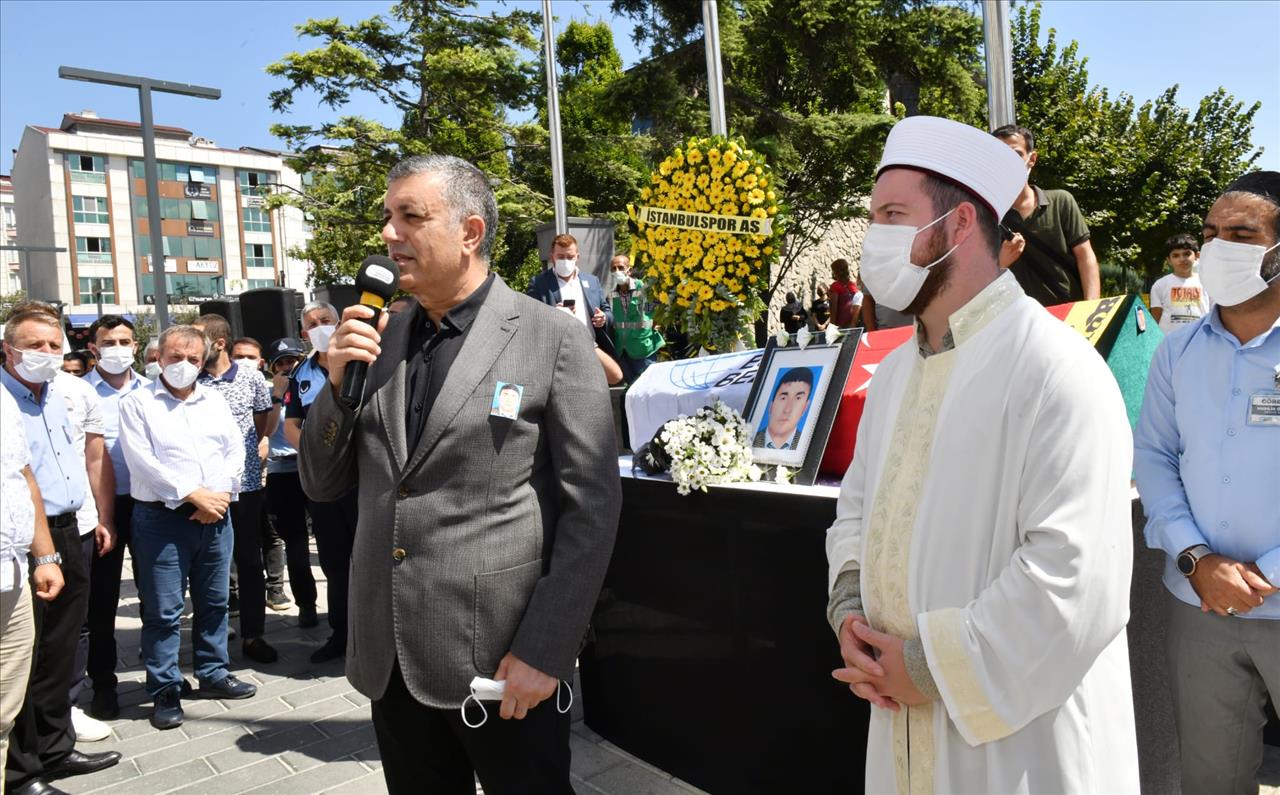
1149;233;1211;333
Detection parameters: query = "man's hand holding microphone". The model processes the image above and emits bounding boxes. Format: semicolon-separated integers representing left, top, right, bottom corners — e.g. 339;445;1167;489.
327;256;400;407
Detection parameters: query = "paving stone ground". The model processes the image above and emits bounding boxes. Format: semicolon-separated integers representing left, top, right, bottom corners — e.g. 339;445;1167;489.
53;544;1278;795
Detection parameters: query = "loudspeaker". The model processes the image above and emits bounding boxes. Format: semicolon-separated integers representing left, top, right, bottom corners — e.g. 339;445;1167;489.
199;299;243;340
239;288;303;347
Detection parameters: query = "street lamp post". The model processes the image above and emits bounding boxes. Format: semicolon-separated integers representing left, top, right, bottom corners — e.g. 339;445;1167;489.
982;0;1016;129
58;66;220;330
541;1;568;235
702;1;727;136
0;244;66;299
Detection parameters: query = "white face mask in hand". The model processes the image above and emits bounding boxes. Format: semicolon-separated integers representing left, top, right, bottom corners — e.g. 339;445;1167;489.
1198;237;1280;306
13;350;62;383
858;207;958;313
459;676;574;729
306;324;336;353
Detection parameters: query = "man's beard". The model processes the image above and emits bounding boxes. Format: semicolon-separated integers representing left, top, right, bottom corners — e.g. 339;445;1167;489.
902;224;956;317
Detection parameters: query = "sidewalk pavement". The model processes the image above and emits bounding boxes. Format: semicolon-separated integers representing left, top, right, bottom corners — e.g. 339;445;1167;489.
55;544;706;795
53;544;1280;795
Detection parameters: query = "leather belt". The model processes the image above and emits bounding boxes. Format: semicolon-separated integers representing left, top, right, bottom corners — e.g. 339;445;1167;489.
47;512;77;529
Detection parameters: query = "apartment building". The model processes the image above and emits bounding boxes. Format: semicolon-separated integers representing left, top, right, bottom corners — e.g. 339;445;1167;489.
0;175;17;294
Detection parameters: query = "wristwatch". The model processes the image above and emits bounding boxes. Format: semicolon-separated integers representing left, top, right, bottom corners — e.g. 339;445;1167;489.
1176;544;1213;577
32;552;62;567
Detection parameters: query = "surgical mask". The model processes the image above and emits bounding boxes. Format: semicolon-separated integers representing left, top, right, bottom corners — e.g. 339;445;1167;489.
307;324;336;353
1198;238;1280;307
13;350;62;383
234;356;261;372
144;362;162;380
459;676;574;729
858;208;959;313
553;258;577;278
162;360;200;390
96;345;136;375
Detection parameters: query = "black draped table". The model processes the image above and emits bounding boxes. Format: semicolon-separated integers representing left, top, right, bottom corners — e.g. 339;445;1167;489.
578;457;870;794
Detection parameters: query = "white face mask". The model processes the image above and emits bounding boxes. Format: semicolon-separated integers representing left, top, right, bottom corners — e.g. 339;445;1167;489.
553;258;577;278
96;345;136;375
459;676;573;729
234;356;261;372
307;324;337;353
1198;237;1280;307
13;349;62;384
162;360;200;390
144;361;162;380
858;208;959;312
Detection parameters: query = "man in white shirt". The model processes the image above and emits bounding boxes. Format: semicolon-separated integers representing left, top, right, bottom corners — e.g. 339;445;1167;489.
1149;233;1212;332
825;116;1138;793
1;387;63;784
81;314;148;722
526;234;615;355
118;325;257;731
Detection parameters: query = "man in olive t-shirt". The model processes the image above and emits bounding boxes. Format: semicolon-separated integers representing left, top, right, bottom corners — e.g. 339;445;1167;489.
993;125;1101;305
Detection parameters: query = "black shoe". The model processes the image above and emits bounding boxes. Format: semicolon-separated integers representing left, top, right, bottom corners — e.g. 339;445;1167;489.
10;778;71;795
150;684;184;730
309;636;346;663
89;686;119;721
266;589;292;611
297;604;318;628
197;674;257;700
242;637;278;664
228;593;240;619
44;749;122;778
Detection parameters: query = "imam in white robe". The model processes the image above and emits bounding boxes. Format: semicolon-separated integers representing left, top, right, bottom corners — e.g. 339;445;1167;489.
827;272;1139;794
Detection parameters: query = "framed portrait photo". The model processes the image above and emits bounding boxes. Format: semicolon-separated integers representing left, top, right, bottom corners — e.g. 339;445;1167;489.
741;330;860;485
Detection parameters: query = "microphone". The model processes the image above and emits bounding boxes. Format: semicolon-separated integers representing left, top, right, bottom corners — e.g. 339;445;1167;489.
338;255;399;410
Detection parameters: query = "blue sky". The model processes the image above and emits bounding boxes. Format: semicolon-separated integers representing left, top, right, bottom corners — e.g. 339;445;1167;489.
1;0;1276;177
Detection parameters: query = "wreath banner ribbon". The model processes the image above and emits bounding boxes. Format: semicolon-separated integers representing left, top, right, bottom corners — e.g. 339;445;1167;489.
634;205;774;236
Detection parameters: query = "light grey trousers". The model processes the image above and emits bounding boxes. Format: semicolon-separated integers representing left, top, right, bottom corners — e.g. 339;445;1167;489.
1165;590;1280;795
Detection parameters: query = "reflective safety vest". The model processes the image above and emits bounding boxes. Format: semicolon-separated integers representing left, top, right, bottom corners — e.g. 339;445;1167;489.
610;280;664;359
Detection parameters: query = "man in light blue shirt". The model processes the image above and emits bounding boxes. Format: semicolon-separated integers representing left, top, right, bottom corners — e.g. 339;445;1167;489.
1134;170;1280;795
82;314;148;720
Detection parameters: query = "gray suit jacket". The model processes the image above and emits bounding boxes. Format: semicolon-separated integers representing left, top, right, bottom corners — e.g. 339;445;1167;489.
299;276;621;708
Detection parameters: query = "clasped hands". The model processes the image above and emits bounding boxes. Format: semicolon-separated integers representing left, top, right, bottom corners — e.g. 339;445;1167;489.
1189;553;1276;617
185;487;232;525
833;615;929;712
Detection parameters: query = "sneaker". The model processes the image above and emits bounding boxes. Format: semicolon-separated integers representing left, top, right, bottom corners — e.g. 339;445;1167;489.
266;589;292;611
297;604;318;628
196;674;257;700
150;685;184;730
242;637;279;664
71;706;111;742
89;686;119;721
309;636;346;664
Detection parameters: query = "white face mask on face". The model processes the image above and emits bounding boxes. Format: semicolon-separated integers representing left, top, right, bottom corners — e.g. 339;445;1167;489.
1198;237;1280;307
96;345;136;375
144;361;162;380
553;258;577;278
13;349;62;383
858;208;959;313
306;324;337;353
162;360;200;390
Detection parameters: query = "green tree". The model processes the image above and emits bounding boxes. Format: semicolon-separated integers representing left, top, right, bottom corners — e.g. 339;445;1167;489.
264;0;545;284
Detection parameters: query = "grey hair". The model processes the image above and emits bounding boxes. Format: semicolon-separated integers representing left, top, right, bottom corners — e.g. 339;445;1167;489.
144;339;159;356
157;325;210;360
300;301;338;323
386;155;498;262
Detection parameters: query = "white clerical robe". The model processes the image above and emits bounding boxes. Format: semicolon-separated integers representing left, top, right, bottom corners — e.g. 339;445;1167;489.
827;272;1139;794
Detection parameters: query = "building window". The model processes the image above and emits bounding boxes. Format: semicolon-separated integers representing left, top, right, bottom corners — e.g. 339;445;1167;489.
242;207;271;233
72;196;110;224
238;171;274;196
141;274;222;301
245;243;273;269
248;278;276;289
3;206;16;228
75;236;111;252
78;277;116;304
69;154;106;183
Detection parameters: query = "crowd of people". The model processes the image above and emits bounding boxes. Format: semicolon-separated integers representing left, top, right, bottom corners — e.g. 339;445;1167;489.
0;122;1275;795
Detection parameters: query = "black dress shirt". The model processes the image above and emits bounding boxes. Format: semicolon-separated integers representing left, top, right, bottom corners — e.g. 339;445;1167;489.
405;272;496;447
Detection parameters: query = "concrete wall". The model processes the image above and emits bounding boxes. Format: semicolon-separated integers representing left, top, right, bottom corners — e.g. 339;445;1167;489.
766;213;869;335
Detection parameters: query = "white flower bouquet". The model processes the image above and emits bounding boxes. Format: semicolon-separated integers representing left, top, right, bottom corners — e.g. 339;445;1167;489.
639;400;762;495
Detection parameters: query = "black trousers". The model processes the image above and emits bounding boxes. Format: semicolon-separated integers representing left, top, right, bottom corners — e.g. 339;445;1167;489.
265;472;317;609
228;489;267;640
6;518;92;788
262;496;285;594
371;661;573;795
86;494;134;691
307;490;356;643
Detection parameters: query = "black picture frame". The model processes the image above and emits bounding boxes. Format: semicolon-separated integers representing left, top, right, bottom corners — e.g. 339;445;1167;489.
741;328;861;486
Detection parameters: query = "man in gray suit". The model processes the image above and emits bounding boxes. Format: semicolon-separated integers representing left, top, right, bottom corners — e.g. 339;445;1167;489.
298;154;621;793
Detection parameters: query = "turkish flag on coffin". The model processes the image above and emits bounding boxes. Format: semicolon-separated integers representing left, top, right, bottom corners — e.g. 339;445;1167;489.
816;294;1162;479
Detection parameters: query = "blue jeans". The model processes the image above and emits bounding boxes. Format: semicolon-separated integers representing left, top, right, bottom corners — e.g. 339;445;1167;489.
131;503;233;696
619;353;657;384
